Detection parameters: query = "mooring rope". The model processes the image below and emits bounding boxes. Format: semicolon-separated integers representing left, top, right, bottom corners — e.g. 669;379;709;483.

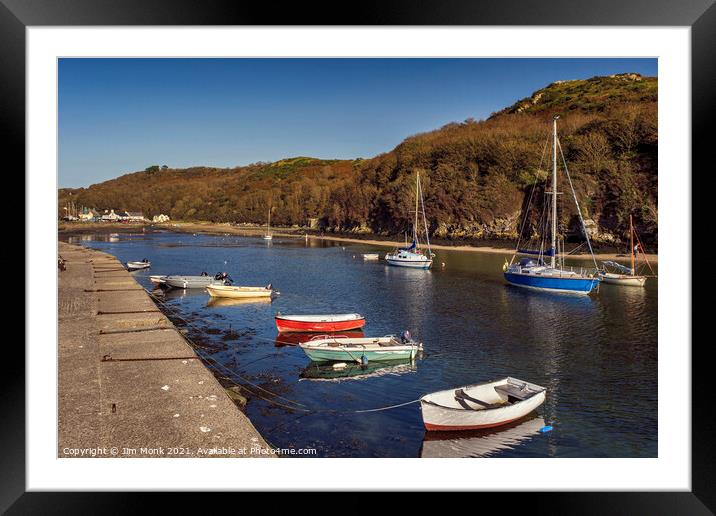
146;289;422;415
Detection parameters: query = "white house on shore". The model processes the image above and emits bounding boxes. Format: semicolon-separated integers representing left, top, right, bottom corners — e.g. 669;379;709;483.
152;213;170;223
79;208;99;222
126;211;146;221
100;209;121;222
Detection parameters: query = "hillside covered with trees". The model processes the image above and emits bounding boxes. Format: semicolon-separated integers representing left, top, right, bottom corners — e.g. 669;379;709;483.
59;73;658;245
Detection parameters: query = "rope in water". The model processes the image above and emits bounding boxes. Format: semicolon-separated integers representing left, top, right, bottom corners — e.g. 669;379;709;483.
146;289;422;415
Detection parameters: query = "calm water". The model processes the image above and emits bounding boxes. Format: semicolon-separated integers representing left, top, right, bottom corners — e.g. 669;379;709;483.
65;230;658;458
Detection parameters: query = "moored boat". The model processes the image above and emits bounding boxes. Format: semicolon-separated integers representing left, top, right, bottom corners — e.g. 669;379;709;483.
206;283;275;299
274;313;366;333
598;215;655;287
385;172;435;269
420;377;546;431
299;333;422;363
600;271;647;287
362;253;380;260
149;275;167;285
263;207;273;240
126;259;150;271
503;116;600;295
164;272;229;289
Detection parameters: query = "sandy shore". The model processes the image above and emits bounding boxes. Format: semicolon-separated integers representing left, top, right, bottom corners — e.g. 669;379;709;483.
59;220;658;264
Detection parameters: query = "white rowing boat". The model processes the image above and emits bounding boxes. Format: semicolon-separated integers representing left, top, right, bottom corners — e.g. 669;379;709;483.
206;283;275;299
149;275;167;285
362;253;380;260
126;260;150;271
420;377;546;431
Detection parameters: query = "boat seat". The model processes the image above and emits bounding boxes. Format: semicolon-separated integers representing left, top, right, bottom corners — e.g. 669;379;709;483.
454;389;502;410
494;383;534;401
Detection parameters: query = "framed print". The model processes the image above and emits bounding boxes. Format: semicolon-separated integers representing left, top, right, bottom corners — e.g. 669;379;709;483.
5;0;712;510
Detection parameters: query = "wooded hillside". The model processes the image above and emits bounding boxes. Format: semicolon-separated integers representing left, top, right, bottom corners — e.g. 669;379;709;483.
59;73;658;244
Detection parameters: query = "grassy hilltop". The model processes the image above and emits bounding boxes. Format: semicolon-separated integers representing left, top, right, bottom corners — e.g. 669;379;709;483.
59;73;658;245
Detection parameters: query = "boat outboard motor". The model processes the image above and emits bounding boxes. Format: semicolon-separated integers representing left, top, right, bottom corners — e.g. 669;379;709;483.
201;271;208;276
214;272;225;280
401;330;411;343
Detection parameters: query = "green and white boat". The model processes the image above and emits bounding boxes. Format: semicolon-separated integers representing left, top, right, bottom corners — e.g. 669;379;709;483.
298;334;423;363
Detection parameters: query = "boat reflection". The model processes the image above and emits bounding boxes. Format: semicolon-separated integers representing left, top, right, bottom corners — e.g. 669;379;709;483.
206;296;273;308
152;287;207;301
299;359;417;382
274;330;365;347
420;415;545;458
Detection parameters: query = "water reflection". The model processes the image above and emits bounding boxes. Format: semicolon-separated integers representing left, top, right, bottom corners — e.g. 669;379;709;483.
300;359;418;382
420;415;545;458
207;297;273;308
153;287;208;301
62;230;658;458
274;330;365;347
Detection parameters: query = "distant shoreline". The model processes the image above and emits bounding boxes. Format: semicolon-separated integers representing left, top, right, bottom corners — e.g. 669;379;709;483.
58;221;658;264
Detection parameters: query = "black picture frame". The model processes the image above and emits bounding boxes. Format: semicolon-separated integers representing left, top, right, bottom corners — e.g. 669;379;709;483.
5;0;710;511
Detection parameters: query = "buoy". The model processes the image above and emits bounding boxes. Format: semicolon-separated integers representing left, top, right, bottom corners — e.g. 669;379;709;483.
539;425;553;433
441;262;445;268
360;355;369;366
332;362;347;369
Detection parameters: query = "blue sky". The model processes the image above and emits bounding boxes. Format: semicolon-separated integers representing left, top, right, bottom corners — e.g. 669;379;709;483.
59;58;657;188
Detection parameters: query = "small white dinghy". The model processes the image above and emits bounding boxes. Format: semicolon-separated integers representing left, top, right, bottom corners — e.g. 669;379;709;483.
149;275;167;285
420;377;546;431
362;253;380;260
126;259;150;271
206;283;275;299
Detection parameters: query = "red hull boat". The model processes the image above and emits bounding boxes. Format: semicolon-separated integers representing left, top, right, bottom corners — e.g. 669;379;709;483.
274;313;366;333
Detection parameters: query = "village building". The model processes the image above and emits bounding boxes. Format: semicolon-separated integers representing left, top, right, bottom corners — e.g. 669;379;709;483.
100;209;121;222
126;211;146;222
78;208;99;222
152;213;170;223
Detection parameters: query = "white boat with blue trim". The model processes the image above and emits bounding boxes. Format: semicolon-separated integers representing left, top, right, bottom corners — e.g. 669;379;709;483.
503;115;600;295
385;172;435;269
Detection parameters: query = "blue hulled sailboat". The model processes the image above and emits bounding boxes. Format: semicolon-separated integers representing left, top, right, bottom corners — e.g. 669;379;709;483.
503;116;601;295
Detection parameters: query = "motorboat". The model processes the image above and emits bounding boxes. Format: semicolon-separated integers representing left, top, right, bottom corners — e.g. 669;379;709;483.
299;333;422;363
206;283;275;299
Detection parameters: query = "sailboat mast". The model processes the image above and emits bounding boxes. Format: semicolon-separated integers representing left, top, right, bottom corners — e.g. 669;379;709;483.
630;214;635;276
551;115;558;269
415;172;420;245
